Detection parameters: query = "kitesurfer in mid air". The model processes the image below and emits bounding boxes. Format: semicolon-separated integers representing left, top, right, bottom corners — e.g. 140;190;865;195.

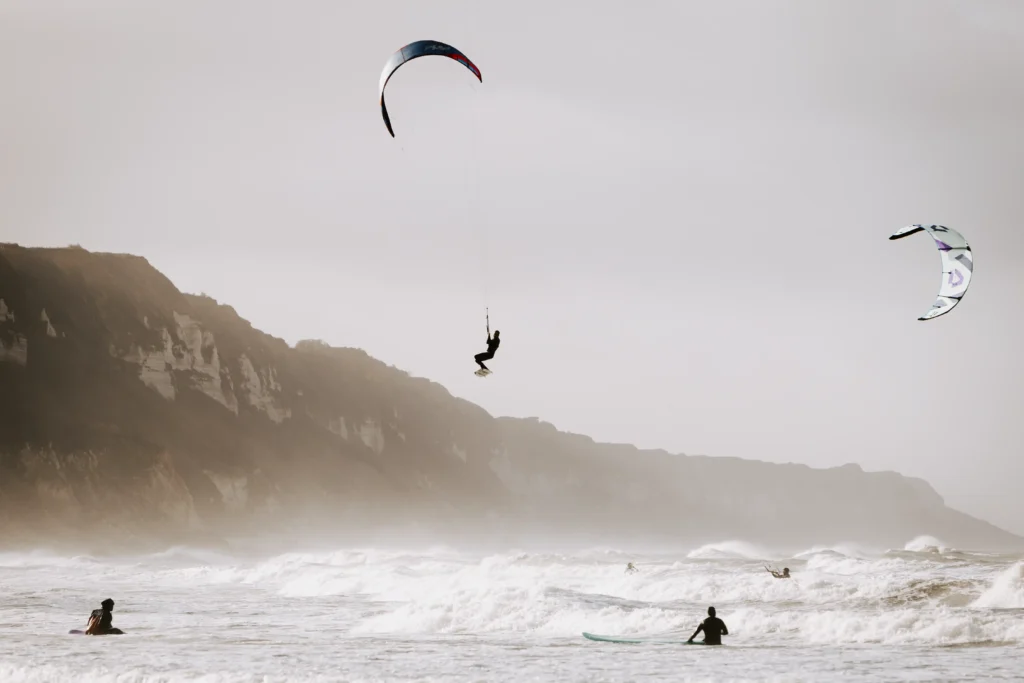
474;311;500;373
84;598;122;635
688;606;728;645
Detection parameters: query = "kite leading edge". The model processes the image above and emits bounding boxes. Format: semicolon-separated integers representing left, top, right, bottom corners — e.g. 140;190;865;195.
378;40;482;137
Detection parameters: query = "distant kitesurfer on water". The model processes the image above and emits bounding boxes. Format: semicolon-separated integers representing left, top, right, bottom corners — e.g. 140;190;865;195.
474;310;500;374
625;562;638;574
85;598;122;635
688;606;728;645
766;566;791;579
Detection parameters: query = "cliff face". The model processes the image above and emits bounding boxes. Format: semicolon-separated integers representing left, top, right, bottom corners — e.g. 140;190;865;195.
1;244;1019;552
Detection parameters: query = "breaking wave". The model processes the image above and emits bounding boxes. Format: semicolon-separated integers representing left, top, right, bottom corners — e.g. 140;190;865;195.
102;537;1024;646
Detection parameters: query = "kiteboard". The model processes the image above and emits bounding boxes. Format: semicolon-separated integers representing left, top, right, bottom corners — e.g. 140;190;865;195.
474;368;491;377
582;632;706;645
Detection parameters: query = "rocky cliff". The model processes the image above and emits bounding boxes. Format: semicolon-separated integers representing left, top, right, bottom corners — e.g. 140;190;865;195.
1;244;1019;553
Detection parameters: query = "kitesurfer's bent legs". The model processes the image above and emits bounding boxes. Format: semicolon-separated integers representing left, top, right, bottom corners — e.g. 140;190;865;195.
474;351;494;370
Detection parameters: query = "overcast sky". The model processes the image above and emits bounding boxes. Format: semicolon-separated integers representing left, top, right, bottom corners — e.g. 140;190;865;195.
2;0;1023;535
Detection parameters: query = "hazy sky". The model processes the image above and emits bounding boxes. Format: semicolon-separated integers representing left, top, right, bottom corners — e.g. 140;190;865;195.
2;0;1023;534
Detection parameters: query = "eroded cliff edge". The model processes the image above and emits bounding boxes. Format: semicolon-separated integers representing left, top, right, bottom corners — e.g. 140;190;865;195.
1;244;1019;553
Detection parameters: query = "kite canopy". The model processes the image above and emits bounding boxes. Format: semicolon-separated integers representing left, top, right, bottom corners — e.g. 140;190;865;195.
889;224;973;321
378;40;482;137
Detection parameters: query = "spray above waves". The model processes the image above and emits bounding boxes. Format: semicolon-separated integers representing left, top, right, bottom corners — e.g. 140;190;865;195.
972;563;1024;609
685;541;774;561
903;535;952;554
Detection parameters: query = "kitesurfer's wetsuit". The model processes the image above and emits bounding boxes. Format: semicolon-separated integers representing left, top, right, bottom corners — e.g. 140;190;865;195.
688;606;728;645
474;331;500;370
85;599;121;635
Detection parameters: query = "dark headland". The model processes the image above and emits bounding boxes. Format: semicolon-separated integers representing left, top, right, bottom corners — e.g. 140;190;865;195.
1;243;1020;554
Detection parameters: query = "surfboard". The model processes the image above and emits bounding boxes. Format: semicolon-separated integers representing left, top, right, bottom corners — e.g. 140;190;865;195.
582;632;706;645
68;628;123;635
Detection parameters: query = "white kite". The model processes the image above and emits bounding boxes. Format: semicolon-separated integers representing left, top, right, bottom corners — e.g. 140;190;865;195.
889;224;973;321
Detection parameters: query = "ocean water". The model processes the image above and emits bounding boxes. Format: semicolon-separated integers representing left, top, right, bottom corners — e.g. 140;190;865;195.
1;535;1023;682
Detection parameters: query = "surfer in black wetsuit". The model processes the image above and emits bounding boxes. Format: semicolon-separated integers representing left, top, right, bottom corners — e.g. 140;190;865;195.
474;312;500;372
688;606;728;645
85;598;122;635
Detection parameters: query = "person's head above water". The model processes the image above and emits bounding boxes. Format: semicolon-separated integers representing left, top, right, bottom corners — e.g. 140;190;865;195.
708;606;716;617
101;599;114;610
783;568;790;575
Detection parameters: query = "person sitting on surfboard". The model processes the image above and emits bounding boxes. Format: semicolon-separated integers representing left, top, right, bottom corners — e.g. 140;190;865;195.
687;606;728;645
474;313;500;374
766;566;790;579
84;598;122;635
